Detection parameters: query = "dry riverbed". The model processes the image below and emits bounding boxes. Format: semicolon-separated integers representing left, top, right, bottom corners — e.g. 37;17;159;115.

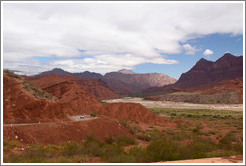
103;97;243;111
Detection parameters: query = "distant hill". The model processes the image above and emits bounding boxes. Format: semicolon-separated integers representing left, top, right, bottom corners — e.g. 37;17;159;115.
174;53;243;89
143;53;243;94
35;68;177;95
102;71;177;94
37;68;103;79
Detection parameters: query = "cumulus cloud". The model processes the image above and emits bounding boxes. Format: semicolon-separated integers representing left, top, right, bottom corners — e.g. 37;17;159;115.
203;49;214;56
2;2;243;74
183;44;200;55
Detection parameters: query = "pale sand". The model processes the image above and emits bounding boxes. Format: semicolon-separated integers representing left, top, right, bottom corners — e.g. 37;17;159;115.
104;97;243;111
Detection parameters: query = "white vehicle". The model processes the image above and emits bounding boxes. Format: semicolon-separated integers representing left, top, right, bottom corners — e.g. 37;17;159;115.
80;115;85;119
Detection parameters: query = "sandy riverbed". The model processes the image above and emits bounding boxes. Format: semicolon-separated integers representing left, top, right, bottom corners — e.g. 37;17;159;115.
104;97;243;111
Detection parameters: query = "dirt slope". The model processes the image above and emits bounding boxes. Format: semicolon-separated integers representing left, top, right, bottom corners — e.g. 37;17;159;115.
27;74;120;100
61;74;121;100
3;71;68;124
42;80;102;115
3;118;131;145
145;77;243;103
96;103;164;124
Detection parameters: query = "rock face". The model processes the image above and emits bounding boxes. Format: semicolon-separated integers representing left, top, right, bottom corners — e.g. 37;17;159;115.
3;71;69;124
103;71;177;94
143;53;243;93
174;53;243;89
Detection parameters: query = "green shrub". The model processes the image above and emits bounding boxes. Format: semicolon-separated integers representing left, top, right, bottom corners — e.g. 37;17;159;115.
62;142;84;156
219;132;237;145
128;146;151;163
136;134;151;142
105;136;115;144
100;144;124;162
147;138;183;162
115;135;137;146
185;138;217;159
8;140;21;148
129;125;141;134
146;129;164;141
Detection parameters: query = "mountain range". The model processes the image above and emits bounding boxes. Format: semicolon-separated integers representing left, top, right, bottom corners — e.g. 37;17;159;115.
36;68;177;95
143;53;243;94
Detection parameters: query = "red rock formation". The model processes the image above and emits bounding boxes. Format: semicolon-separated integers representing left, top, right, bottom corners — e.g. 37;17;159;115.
96;103;164;124
3;71;68;124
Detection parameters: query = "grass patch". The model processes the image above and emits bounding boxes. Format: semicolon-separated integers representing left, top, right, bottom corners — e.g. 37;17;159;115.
150;108;243;119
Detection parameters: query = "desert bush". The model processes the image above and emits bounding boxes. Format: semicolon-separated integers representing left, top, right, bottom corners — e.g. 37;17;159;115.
147;138;183;162
146;129;164;141
61;141;84;156
114;135;137;146
129;125;141;134
104;136;115;144
136;134;151;142
100;144;125;162
219;132;237;145
171;131;190;141
7;140;21;148
185;138;217;159
119;119;130;128
128;146;151;163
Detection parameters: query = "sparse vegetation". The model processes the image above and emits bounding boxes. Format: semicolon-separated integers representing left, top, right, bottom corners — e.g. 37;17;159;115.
150;108;243;119
22;80;55;100
4;70;21;79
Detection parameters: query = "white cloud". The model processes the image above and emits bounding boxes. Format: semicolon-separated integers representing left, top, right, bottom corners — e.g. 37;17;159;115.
203;49;214;56
183;44;200;55
2;2;243;74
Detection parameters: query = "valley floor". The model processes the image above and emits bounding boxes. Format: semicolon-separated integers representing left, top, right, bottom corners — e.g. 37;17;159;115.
104;97;243;111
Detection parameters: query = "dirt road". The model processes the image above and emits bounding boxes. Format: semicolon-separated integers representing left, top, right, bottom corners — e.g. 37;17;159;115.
104;97;243;111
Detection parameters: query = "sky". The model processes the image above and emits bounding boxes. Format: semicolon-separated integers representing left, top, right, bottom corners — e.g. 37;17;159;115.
2;2;244;79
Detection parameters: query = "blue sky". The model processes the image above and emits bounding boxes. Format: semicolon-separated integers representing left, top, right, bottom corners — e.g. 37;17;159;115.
3;3;244;77
133;34;243;79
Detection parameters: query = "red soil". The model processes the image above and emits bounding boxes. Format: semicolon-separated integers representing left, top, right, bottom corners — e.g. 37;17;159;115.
188;77;243;95
42;80;102;115
3;72;68;124
96;103;164;124
3;118;132;145
26;74;103;115
27;74;120;100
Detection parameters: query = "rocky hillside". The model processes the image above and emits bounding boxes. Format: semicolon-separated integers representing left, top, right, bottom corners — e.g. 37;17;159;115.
103;70;177;94
143;53;243;93
3;70;69;124
27;74;120;100
175;53;243;89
